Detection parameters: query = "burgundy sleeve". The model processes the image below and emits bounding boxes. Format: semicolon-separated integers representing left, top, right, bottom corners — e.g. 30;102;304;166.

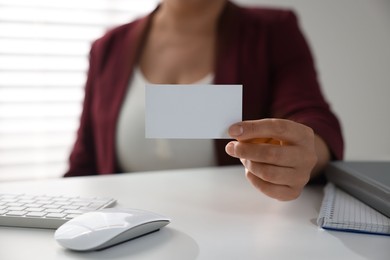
63;44;99;177
268;11;344;160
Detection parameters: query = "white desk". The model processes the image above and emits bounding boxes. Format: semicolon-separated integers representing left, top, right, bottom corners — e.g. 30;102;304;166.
0;166;388;260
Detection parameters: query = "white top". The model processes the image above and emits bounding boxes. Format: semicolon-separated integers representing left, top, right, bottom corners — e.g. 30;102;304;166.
116;68;217;172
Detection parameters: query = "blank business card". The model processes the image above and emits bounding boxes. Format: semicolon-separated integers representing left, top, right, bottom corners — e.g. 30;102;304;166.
145;84;242;139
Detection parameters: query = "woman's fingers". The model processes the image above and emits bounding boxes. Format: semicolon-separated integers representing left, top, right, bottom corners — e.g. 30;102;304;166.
239;159;309;187
229;118;314;145
226;141;302;167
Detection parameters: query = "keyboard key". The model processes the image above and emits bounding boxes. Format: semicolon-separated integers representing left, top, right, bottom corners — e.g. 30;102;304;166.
42;204;61;209
36;200;52;205
7;206;26;211
26;212;47;218
61;205;80;210
63;209;83;214
6;203;24;207
71;202;90;207
79;207;100;211
25;203;43;208
54;201;72;206
18;199;36;204
46;213;67;219
26;207;44;212
6;211;27;216
45;209;64;213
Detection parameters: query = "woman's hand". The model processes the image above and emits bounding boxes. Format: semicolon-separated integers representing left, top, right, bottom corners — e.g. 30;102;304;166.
225;118;319;201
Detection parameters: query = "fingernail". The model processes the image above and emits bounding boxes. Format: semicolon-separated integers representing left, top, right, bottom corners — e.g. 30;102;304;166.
225;142;235;156
229;124;243;137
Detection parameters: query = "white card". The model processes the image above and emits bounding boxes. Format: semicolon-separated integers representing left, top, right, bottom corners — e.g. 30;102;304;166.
145;84;242;139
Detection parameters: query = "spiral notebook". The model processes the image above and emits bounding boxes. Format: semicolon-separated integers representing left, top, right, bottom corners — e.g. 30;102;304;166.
317;183;390;236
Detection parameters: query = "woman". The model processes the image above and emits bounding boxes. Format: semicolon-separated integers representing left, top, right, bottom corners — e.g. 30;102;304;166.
65;0;344;201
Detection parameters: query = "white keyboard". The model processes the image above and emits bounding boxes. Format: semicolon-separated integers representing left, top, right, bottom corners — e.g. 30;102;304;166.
0;193;116;229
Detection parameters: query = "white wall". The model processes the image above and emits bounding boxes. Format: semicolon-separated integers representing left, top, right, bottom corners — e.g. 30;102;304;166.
234;0;390;161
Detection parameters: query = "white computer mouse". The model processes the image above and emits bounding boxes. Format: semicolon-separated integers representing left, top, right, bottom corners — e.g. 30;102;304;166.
54;208;170;251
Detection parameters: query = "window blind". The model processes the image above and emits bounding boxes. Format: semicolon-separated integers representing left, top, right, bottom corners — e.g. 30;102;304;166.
0;0;159;181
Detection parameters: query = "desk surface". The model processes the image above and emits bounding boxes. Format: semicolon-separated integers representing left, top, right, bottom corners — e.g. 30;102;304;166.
0;166;389;260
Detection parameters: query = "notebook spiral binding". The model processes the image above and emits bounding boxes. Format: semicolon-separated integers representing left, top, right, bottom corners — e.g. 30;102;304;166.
317;183;336;227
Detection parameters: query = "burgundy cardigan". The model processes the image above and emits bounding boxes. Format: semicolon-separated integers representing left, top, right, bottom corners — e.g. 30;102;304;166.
64;2;344;177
